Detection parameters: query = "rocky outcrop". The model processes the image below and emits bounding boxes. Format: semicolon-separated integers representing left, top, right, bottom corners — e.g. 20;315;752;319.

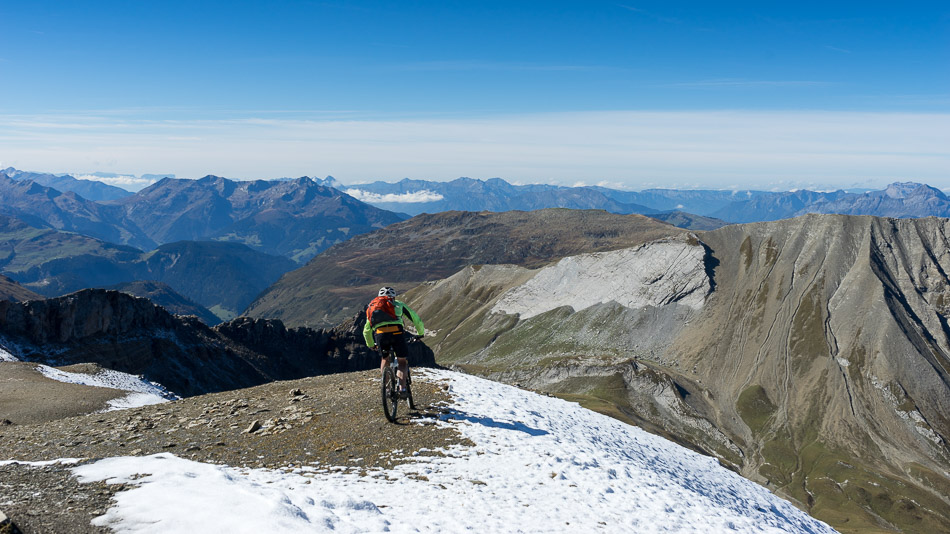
0;289;435;398
216;314;435;379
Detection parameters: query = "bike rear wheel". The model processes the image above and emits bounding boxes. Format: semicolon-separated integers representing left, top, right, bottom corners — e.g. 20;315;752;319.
382;366;399;422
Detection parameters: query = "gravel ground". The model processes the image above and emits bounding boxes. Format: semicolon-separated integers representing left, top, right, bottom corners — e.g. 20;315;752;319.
0;363;125;425
0;369;468;533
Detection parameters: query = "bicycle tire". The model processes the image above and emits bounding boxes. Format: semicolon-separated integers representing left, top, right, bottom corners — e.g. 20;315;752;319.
382;366;399;422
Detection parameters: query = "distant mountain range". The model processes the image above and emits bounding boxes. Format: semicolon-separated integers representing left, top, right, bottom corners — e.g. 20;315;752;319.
0;173;156;250
1;167;133;201
0;169;405;264
109;175;404;263
346;177;658;216
348;177;950;224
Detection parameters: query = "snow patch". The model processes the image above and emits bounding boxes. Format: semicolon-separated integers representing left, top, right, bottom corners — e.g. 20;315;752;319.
71;370;834;534
34;365;179;410
345;188;444;203
492;238;710;320
0;458;82;467
0;347;18;362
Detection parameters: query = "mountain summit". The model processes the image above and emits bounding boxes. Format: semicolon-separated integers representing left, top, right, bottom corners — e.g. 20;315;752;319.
112;175;403;262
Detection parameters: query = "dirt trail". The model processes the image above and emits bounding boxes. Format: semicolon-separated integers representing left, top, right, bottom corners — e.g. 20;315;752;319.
0;369;467;533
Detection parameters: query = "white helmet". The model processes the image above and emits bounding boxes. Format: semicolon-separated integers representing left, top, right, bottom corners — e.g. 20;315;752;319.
378;286;396;297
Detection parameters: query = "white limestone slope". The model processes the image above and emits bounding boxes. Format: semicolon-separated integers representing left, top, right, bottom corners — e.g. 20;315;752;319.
492;236;710;319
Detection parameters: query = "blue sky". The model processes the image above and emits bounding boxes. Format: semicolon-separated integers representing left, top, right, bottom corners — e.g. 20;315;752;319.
1;1;948;189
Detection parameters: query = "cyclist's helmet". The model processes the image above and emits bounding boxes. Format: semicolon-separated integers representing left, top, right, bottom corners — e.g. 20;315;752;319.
378;286;396;297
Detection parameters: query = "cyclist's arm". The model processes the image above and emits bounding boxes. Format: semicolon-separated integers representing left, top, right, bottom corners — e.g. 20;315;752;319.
400;302;425;337
362;319;375;348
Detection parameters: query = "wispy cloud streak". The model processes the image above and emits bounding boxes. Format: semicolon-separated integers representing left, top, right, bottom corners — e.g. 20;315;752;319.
392;60;610;72
0;110;947;190
666;79;834;88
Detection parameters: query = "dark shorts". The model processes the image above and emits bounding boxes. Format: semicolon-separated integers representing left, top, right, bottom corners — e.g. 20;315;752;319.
374;325;409;360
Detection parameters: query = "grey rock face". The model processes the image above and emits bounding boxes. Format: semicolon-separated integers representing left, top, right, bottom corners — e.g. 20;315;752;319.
0;290;435;398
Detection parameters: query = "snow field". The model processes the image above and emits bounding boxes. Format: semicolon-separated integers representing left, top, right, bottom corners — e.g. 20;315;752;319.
71;369;836;533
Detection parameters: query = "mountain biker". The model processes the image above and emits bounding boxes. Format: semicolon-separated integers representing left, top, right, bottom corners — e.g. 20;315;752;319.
363;286;425;397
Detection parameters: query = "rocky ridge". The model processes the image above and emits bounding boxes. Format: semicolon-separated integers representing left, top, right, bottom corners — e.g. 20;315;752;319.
245;209;686;328
0;289;434;398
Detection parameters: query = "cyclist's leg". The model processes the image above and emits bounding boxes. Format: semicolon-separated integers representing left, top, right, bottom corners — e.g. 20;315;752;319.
375;332;390;371
391;334;411;390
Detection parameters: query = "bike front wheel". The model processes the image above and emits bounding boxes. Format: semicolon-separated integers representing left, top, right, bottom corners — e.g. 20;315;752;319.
381;366;399;422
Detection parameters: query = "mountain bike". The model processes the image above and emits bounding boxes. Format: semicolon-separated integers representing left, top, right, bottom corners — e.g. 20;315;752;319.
380;335;422;423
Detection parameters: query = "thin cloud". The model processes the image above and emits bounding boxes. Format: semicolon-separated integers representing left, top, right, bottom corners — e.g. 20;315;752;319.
394;60;608;72
666;79;834;88
74;173;157;190
346;189;444;203
617;4;682;24
0;110;947;190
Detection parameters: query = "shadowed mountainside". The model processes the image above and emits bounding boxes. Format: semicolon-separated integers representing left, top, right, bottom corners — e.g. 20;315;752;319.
0;174;154;250
103;280;221;325
243;209;687;328
0;214;295;320
0;274;40;302
137;241;296;320
650;210;728;230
